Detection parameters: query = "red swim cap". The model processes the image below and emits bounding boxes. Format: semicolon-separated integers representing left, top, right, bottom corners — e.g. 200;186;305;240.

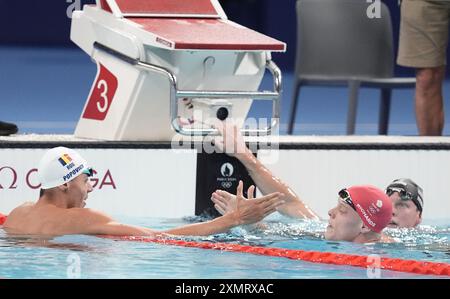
0;213;7;226
347;185;392;233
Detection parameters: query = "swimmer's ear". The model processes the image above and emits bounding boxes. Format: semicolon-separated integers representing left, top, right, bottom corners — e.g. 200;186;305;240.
415;215;422;226
57;183;69;192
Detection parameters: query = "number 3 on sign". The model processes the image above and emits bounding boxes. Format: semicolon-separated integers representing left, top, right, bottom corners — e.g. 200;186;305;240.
96;79;109;113
82;64;118;121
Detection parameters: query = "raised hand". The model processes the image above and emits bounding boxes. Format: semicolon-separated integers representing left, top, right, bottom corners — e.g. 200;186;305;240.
211;181;284;225
212;121;248;157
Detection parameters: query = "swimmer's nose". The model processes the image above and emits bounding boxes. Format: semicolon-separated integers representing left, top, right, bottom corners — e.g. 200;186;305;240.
328;207;335;218
87;182;94;193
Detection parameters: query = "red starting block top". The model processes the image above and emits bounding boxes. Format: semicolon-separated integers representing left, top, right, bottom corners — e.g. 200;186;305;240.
129;18;286;51
98;0;285;51
100;0;222;17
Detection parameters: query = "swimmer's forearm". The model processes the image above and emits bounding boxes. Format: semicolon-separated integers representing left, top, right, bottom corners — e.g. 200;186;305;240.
71;209;159;237
88;222;158;237
236;150;319;220
163;214;238;236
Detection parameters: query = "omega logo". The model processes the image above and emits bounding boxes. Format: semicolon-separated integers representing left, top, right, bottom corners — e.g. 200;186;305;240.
0;166;117;190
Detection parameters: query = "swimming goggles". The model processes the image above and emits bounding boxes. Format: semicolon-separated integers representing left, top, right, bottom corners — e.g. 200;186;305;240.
82;167;94;177
338;188;356;212
386;182;423;212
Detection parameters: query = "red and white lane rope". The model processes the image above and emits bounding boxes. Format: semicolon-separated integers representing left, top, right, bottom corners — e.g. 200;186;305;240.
105;235;450;277
1;213;448;276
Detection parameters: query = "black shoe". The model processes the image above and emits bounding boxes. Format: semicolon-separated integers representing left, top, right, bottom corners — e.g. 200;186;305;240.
0;121;18;136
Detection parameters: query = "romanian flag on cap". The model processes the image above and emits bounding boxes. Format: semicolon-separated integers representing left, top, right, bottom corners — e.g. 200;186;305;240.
58;154;73;166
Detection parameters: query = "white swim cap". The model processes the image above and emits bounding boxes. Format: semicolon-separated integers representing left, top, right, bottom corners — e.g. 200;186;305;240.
38;147;92;189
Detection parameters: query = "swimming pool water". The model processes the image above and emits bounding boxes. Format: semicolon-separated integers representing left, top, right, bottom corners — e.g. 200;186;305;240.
0;216;448;279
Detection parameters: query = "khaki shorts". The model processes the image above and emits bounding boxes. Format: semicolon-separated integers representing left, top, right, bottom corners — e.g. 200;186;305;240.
397;0;450;68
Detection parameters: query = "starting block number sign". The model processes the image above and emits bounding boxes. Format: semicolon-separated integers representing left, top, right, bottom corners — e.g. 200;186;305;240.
83;64;118;120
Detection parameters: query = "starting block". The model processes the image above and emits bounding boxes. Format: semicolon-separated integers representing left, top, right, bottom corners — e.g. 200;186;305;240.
71;0;286;141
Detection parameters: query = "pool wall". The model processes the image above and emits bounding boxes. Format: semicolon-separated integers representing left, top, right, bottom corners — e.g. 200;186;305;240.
0;135;449;220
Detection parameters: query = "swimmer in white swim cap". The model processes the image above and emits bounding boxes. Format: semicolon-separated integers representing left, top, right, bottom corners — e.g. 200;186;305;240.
3;147;284;237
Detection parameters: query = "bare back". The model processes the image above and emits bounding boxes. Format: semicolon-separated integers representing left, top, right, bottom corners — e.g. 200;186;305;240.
3;202;158;237
4;202;83;235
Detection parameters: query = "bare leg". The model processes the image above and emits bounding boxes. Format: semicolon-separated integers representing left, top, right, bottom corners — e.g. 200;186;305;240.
415;67;446;136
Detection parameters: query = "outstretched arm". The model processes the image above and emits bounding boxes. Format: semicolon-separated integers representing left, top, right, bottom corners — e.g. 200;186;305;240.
214;122;319;220
163;212;239;236
164;181;283;235
65;208;160;237
65;185;283;237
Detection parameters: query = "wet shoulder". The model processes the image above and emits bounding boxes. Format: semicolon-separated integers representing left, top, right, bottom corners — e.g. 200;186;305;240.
3;202;38;232
6;202;35;219
66;208;115;224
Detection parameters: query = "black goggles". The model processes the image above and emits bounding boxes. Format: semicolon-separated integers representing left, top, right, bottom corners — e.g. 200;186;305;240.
386;185;423;212
338;189;356;212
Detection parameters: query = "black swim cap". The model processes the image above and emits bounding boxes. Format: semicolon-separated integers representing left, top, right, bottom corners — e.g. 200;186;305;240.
386;178;423;212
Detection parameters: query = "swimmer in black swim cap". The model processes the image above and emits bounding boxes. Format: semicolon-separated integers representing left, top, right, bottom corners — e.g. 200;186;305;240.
386;178;423;228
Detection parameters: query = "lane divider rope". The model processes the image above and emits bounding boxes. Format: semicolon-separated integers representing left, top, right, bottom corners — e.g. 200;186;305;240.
0;213;6;226
1;214;448;276
104;235;450;277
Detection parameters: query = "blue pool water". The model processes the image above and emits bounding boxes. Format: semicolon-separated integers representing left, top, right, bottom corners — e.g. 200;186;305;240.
0;216;449;279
